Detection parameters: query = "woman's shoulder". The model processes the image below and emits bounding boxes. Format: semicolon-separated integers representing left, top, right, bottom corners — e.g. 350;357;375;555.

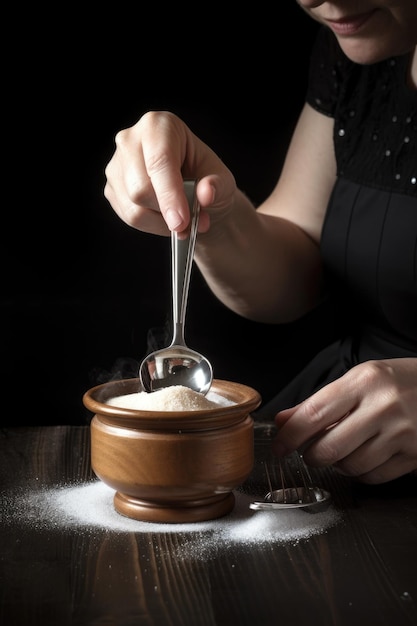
306;26;352;117
306;26;416;118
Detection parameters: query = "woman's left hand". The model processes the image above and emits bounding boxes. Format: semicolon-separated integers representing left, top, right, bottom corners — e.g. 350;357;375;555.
272;358;417;484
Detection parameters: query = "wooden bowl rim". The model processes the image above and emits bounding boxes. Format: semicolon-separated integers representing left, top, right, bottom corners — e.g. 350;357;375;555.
83;378;261;430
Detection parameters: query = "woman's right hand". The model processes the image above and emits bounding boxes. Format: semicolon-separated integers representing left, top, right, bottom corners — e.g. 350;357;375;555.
104;110;237;237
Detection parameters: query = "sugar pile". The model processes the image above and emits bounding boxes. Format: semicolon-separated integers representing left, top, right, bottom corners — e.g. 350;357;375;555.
106;385;233;411
3;481;342;558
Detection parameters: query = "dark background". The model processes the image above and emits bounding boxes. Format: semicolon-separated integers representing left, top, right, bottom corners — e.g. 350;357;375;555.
2;4;337;425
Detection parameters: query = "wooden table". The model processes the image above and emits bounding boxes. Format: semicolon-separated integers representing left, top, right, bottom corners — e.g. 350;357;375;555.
1;425;416;626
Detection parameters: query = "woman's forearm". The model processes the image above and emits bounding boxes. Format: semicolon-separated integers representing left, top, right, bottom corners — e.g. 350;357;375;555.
194;189;323;324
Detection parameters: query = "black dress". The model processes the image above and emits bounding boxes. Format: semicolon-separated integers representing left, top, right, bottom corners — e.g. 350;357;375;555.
255;26;417;419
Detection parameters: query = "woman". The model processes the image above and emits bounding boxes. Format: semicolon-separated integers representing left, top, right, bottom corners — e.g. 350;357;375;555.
104;1;417;484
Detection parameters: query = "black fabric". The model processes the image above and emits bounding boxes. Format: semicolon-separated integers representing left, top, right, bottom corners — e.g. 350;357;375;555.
255;28;417;421
323;179;417;353
306;25;417;198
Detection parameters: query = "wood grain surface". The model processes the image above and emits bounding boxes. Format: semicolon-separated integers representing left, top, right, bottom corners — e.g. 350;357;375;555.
1;426;416;626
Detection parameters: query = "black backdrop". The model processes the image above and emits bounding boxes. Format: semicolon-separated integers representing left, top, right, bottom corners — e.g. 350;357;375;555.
2;4;338;425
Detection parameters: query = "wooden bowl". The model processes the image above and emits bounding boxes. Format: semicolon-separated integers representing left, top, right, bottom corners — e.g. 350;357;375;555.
83;378;261;523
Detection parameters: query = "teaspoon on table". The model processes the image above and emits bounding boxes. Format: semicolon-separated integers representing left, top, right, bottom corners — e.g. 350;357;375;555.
249;449;331;513
139;179;213;395
249;487;331;513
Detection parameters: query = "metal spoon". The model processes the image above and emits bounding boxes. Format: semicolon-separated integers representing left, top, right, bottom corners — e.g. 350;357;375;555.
249;452;331;512
139;180;213;395
249;487;331;512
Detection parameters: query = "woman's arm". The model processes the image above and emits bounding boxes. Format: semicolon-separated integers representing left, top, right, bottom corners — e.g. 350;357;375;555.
104;103;336;323
194;103;337;322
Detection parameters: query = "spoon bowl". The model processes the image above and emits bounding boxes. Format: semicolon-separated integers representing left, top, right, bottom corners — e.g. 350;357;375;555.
139;345;213;395
139;180;213;395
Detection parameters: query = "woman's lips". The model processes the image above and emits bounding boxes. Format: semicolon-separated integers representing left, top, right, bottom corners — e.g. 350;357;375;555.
325;10;377;36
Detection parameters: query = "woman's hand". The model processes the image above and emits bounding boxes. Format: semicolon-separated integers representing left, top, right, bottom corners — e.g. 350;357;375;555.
104;110;236;237
272;358;417;484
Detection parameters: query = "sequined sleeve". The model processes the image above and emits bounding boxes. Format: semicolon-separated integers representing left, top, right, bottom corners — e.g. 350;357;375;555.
306;26;352;118
306;26;416;197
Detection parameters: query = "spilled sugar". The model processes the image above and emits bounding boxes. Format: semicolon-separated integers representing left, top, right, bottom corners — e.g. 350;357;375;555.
2;481;342;557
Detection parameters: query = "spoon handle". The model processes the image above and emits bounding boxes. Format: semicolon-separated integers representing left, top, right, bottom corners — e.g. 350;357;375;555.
171;180;200;346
